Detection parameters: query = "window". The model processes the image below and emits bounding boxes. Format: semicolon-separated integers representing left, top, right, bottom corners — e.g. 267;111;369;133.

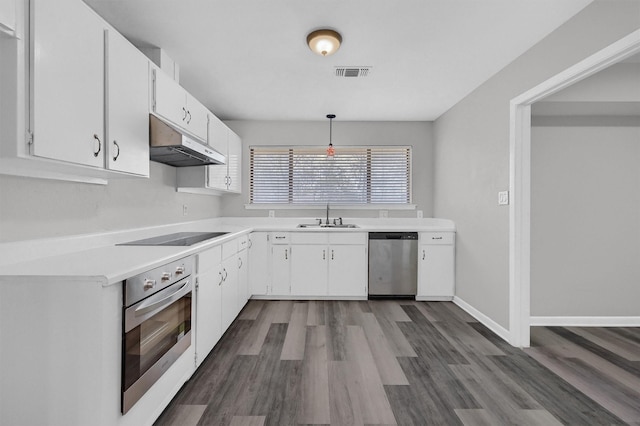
249;146;412;205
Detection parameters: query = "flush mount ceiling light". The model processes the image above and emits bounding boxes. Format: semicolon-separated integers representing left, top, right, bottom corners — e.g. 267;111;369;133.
307;29;342;56
326;114;336;158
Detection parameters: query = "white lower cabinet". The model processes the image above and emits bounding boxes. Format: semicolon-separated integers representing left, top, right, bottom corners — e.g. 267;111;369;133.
221;254;238;330
291;244;328;296
248;232;270;296
327;244;368;297
287;232;367;298
195;246;223;367
270;244;291;296
237;241;249;310
417;232;455;300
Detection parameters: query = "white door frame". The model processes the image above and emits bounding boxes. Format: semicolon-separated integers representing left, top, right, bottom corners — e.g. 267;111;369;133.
508;29;640;348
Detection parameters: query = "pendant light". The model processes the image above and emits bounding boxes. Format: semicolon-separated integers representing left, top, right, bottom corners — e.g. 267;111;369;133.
326;114;336;158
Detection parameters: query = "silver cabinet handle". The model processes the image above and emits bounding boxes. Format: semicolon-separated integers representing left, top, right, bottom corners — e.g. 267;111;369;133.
422;250;426;260
285;249;288;260
219;271;224;286
323;249;326;260
238;257;243;269
331;249;334;260
248;239;253;249
182;107;187;121
93;134;101;157
223;268;228;281
112;140;120;161
187;110;192;124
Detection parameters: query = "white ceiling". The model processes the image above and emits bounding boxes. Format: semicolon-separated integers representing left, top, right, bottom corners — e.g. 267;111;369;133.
84;0;593;121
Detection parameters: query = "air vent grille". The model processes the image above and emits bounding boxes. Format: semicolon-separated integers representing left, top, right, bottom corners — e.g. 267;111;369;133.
335;67;372;78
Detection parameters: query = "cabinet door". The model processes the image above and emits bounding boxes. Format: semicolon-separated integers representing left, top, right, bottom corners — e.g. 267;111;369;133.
226;130;242;193
248;233;269;296
270;245;290;295
238;249;249;310
206;122;228;191
0;0;15;34
207;114;228;157
184;92;208;142
291;245;328;297
328;245;368;297
153;68;187;130
31;0;104;168
418;245;455;298
196;263;223;367
105;29;149;176
221;256;239;330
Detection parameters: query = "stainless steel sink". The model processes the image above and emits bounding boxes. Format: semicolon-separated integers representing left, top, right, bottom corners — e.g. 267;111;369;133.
297;224;359;229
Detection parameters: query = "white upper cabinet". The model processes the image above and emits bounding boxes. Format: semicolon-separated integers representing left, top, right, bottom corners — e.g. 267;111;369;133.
206;127;242;193
105;28;149;176
153;69;207;142
226;130;242;193
0;0;15;35
207;113;228;156
30;0;105;168
184;92;209;142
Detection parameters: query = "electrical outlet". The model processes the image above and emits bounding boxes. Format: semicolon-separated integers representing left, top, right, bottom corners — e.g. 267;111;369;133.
379;210;388;218
268;210;275;218
498;191;509;206
417;210;423;219
182;204;188;216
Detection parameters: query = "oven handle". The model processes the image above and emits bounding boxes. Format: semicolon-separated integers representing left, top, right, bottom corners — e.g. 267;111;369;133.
135;280;191;316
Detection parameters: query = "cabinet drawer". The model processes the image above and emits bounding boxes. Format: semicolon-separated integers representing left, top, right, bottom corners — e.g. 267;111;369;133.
329;232;367;245
420;232;455;245
290;232;329;245
237;235;249;252
222;238;238;259
198;245;221;274
270;232;290;244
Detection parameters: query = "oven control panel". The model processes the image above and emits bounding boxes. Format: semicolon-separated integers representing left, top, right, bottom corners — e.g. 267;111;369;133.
124;256;194;307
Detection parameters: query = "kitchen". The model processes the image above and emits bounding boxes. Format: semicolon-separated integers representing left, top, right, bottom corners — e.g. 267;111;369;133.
1;0;639;425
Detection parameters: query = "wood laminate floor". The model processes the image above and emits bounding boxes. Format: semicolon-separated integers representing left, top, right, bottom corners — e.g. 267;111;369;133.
155;301;640;425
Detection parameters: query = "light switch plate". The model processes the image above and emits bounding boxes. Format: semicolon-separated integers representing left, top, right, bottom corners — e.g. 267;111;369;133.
268;210;275;218
182;205;188;216
498;191;509;205
379;210;388;218
417;210;423;218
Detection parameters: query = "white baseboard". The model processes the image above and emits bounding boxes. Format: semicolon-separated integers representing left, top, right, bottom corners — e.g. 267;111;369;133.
415;296;453;301
530;316;640;327
453;296;511;343
250;295;368;301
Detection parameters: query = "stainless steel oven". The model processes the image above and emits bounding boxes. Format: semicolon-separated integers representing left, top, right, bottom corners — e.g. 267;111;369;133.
122;256;194;414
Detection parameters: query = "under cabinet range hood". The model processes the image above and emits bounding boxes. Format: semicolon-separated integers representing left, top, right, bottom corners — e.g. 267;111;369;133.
149;115;226;167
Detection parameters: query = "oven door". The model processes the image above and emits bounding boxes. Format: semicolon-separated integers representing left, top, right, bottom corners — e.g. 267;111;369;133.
122;277;192;414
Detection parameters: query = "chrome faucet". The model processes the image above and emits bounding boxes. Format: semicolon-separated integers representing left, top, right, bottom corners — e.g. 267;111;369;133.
326;202;330;225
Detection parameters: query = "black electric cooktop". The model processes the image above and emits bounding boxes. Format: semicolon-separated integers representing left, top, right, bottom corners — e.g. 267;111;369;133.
118;231;229;247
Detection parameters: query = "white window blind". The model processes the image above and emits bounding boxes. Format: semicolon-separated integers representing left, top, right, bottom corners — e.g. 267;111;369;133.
250;146;412;205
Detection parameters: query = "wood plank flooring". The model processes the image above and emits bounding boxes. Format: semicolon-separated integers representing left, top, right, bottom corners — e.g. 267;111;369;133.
155;301;640;425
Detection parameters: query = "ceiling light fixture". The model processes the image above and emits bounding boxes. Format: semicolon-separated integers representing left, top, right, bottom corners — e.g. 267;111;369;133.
307;29;342;56
326;114;336;158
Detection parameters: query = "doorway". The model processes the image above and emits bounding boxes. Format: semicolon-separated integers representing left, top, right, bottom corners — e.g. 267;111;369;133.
508;29;640;347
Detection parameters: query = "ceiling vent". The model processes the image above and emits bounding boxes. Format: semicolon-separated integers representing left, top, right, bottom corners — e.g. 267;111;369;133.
335;66;372;78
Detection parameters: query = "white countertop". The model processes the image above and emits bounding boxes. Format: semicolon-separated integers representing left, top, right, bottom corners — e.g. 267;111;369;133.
0;217;455;286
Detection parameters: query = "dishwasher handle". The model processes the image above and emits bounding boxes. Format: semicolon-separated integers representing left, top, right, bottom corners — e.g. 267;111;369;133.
369;232;418;240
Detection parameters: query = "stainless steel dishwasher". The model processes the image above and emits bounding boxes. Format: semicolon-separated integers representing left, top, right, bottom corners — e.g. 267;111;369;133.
368;232;418;298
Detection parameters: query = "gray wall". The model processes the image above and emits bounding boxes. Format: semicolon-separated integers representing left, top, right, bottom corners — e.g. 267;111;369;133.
223;120;433;219
432;0;640;329
0;161;222;242
531;126;640;317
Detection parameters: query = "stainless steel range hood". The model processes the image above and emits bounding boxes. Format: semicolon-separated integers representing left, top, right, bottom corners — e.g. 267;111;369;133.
149;115;226;167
